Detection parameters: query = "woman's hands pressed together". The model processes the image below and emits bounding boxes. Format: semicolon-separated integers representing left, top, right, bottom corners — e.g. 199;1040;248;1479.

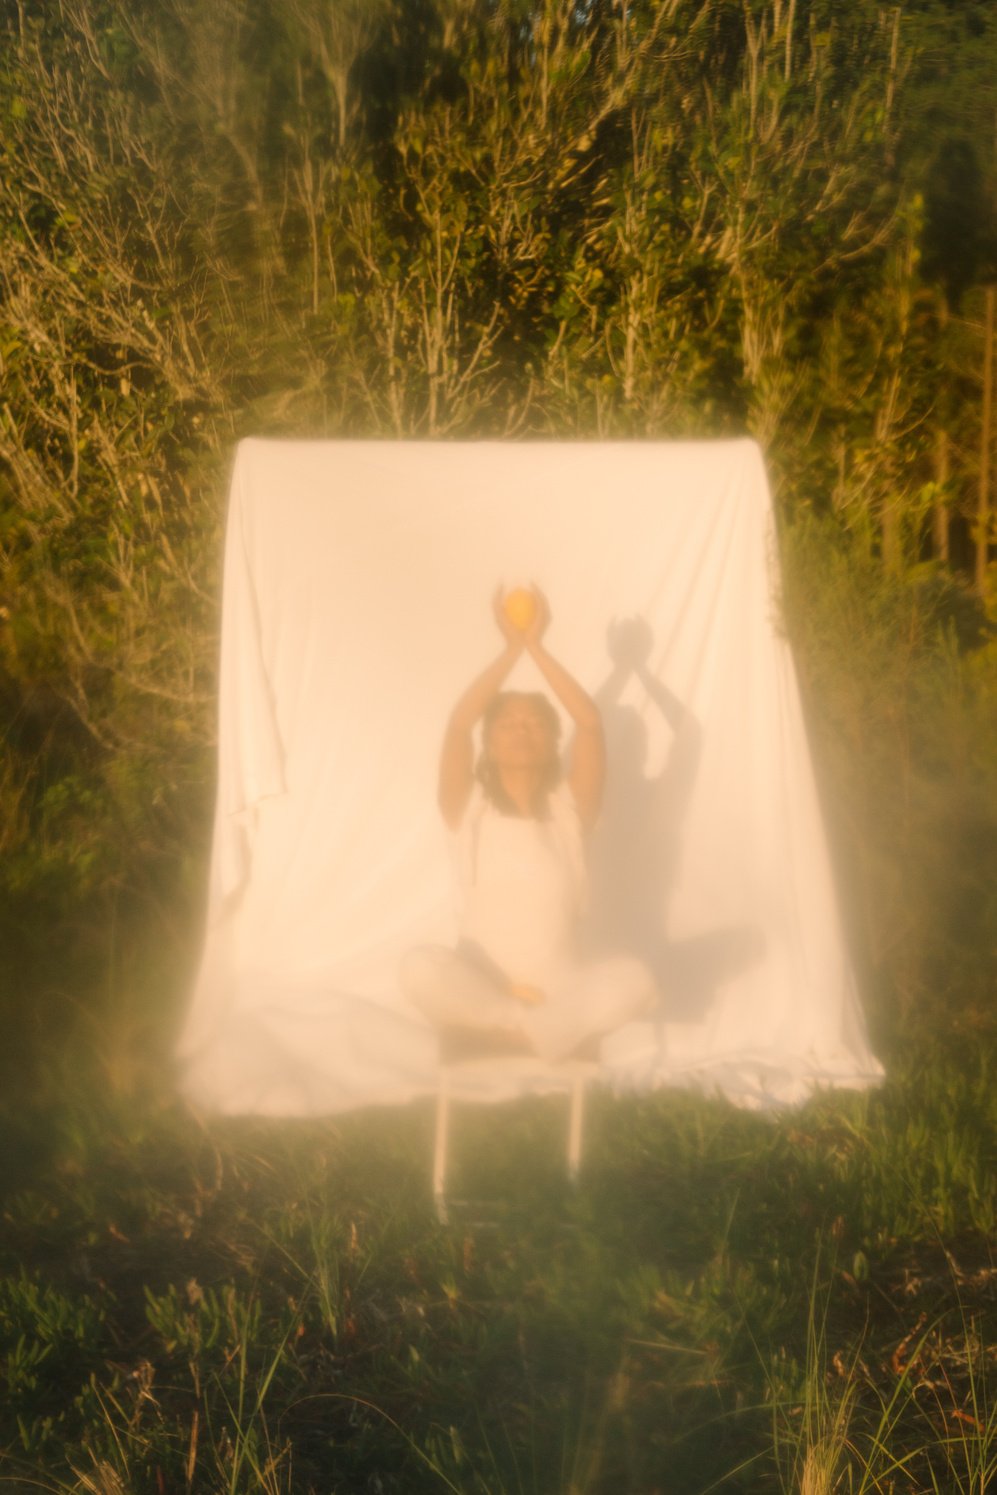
493;582;552;650
493;585;527;651
522;586;551;651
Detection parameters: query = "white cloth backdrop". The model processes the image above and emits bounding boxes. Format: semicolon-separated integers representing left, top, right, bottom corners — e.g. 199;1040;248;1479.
177;438;883;1114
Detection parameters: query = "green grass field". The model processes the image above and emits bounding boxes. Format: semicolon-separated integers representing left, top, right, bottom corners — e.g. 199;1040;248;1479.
2;1038;994;1494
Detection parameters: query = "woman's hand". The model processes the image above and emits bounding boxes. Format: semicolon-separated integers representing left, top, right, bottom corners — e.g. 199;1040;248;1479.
523;584;551;650
493;585;527;651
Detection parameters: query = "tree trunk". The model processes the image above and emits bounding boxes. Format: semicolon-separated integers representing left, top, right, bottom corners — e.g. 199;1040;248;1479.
881;500;902;575
933;294;950;563
978;284;994;590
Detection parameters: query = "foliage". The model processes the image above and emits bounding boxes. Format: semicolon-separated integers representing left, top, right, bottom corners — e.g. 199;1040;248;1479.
0;1049;994;1492
779;515;997;1043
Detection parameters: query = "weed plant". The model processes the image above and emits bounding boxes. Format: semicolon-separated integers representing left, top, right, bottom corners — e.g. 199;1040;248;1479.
778;516;997;1049
0;1046;994;1493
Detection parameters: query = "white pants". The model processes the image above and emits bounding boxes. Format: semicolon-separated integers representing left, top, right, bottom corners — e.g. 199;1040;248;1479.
400;945;658;1063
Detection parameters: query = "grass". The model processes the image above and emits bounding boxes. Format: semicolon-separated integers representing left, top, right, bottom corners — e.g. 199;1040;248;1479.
0;1039;994;1493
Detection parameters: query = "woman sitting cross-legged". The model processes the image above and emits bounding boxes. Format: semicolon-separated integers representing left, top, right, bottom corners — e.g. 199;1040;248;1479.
400;586;658;1062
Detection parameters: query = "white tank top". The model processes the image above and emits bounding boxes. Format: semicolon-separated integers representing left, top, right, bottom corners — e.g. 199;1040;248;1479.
452;784;587;989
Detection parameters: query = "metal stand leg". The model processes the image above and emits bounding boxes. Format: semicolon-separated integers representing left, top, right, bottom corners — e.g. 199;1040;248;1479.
433;1077;450;1224
567;1071;585;1184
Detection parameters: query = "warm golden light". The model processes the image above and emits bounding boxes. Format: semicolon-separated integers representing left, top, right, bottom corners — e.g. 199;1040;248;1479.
502;587;536;630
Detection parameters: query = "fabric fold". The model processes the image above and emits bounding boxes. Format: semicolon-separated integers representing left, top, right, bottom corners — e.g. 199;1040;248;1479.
177;438;883;1114
212;445;288;907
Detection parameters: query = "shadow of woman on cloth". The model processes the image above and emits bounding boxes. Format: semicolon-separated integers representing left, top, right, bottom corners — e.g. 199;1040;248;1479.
583;616;765;1024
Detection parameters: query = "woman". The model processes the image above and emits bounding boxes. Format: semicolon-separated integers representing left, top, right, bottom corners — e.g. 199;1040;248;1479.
400;587;657;1061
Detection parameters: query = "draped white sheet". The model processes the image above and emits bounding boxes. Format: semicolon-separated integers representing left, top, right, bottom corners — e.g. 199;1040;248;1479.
177;438;883;1114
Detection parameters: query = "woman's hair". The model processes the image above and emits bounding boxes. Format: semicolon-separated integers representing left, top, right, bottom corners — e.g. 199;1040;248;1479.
475;691;563;816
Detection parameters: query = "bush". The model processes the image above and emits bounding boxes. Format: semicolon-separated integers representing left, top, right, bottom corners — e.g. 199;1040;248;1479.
780;514;997;1050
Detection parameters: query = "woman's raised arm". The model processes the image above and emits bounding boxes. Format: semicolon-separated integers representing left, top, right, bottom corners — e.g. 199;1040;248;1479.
523;590;605;830
437;590;524;829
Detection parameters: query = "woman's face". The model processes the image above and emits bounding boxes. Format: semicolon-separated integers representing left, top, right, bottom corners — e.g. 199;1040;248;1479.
486;698;557;771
